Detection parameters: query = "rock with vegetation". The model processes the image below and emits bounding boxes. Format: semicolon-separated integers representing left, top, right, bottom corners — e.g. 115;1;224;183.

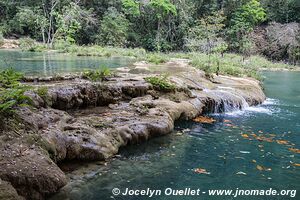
0;61;265;199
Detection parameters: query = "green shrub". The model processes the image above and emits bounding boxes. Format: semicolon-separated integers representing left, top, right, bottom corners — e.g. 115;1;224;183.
0;69;31;116
146;53;169;64
19;37;36;51
83;66;112;81
19;37;45;52
145;75;176;92
0;87;32;116
0;68;24;88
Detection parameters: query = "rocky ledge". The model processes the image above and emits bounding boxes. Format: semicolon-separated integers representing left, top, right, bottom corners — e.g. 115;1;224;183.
0;61;265;199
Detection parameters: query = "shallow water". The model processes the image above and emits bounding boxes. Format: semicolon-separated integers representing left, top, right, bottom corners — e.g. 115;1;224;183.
0;50;133;76
53;72;300;200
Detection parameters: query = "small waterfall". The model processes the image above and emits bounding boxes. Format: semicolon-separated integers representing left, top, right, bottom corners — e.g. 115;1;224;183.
203;88;250;113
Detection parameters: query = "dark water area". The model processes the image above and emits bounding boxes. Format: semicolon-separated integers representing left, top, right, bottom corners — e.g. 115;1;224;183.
0;49;133;76
50;71;300;200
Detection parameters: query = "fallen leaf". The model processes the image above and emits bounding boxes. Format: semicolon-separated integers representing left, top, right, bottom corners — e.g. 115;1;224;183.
250;133;257;137
256;165;264;171
276;140;289;145
293;163;300;167
194;168;210;174
256;136;273;143
252;160;257;163
256;165;271;171
193;116;216;124
241;134;249;138
224;119;232;123
288;148;300;154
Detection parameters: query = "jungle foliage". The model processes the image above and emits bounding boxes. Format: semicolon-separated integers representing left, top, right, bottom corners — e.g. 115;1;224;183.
0;0;299;63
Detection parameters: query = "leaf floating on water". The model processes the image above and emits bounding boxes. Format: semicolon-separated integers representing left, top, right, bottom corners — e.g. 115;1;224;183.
194;168;210;174
252;160;257;163
193;116;216;124
250;133;257;137
224;119;232;123
256;165;272;171
241;134;249;138
256;136;273;143
236;171;247;175
288;148;300;154
256;165;264;171
276;140;289;145
293;163;300;167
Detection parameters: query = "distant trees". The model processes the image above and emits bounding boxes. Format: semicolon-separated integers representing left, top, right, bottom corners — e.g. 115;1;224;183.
96;7;129;47
228;0;266;58
0;0;299;63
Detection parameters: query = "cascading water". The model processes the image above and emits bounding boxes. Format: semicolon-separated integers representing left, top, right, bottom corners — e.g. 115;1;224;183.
203;88;250;113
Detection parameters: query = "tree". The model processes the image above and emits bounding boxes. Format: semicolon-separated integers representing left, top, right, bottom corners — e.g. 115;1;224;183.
228;0;266;56
96;7;129;47
148;0;177;51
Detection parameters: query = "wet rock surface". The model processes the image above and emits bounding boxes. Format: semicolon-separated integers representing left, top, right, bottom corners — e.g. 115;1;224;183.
0;62;265;199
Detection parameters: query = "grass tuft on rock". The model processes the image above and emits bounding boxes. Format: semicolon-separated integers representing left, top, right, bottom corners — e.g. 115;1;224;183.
145;75;176;92
82;66;113;82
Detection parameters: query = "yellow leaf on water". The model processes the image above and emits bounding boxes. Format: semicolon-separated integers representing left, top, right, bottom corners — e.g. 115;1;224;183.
288;148;300;154
256;136;273;143
193;116;216;124
257;165;264;171
276;140;289;145
293;163;300;167
241;134;249;138
252;160;257;163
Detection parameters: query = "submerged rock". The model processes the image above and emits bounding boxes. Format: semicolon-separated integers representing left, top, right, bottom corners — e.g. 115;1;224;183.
0;62;265;199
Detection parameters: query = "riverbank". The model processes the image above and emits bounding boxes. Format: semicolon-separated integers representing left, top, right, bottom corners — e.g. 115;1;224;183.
1;38;298;79
0;60;266;199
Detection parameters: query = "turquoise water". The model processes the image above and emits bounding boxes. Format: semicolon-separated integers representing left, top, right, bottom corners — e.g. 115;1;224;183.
0;50;133;76
51;71;300;200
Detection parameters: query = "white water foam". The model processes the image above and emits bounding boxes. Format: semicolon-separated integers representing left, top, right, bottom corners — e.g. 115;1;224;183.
262;98;279;106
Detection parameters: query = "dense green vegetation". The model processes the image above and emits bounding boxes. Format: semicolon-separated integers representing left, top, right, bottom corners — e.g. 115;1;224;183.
0;0;299;59
82;66;113;82
0;69;31;116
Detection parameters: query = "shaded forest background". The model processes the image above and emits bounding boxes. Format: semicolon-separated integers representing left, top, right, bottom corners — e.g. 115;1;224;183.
0;0;299;63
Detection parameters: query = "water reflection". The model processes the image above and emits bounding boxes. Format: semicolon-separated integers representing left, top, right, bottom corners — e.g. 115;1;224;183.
0;49;133;76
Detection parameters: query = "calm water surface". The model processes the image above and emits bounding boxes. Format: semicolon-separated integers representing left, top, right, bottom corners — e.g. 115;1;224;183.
0;50;133;76
51;71;300;200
